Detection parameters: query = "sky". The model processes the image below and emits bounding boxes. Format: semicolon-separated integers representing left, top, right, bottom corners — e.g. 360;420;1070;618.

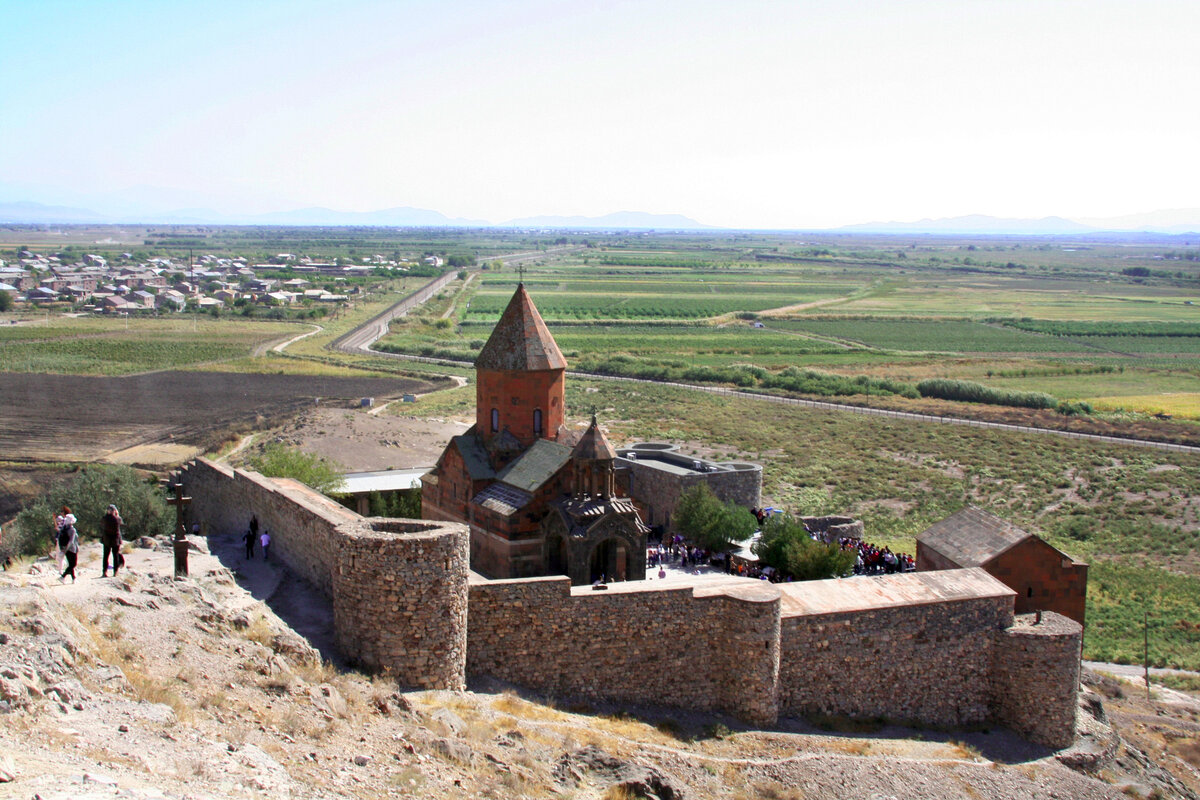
2;0;1198;229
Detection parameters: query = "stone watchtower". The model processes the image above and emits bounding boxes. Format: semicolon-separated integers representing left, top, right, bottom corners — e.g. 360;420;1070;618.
474;283;567;448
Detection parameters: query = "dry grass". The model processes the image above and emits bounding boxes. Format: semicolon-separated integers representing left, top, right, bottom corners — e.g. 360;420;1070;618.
241;613;274;647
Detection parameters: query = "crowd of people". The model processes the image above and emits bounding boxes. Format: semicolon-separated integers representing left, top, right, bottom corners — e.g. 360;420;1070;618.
839;537;916;575
648;518;918;583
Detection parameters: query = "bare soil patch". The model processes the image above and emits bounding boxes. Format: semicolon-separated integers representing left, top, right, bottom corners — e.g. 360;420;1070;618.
261;409;470;472
0;371;446;465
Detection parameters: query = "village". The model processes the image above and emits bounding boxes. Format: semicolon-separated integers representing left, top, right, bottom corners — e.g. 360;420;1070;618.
0;249;449;314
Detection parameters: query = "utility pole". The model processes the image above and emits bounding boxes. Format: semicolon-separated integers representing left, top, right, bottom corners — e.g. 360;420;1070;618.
1143;609;1151;701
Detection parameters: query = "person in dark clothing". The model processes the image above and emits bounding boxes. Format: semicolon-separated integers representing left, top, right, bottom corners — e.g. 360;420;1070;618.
101;504;122;577
249;515;259;538
242;528;255;559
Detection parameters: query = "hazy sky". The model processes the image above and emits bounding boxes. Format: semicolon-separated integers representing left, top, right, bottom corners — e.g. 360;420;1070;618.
2;0;1197;228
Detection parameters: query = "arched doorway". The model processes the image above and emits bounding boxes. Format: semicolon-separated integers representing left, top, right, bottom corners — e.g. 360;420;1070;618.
545;531;569;577
589;537;631;583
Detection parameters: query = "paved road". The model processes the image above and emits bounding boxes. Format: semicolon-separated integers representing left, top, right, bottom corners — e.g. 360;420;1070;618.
332;246;582;356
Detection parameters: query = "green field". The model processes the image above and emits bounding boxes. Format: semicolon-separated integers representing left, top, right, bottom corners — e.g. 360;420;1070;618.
0;318;297;375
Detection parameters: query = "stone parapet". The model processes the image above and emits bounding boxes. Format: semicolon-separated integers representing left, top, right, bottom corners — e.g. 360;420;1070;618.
178;458;470;691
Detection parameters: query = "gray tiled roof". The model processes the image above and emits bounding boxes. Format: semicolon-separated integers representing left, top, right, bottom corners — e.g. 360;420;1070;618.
452;434;495;481
496;439;572;493
916;506;1032;567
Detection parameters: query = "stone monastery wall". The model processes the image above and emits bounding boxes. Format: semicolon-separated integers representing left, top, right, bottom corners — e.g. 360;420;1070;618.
178;459;1080;748
178;459;469;690
467;577;782;726
778;595;1010;726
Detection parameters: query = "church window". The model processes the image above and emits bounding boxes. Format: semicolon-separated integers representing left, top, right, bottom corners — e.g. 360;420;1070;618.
533;408;543;436
552;397;559;407
491;408;499;432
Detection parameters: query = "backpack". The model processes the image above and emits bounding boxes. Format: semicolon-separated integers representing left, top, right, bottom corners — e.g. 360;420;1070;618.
57;524;75;549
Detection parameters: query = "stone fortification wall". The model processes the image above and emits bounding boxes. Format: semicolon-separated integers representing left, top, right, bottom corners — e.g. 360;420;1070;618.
778;594;1012;726
801;515;864;542
989;612;1082;749
180;458;1081;747
334;519;469;690
178;458;469;691
615;444;762;530
179;458;350;594
467;578;782;726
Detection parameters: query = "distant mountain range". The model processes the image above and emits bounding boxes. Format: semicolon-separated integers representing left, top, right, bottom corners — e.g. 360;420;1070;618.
836;211;1200;236
3;197;1200;234
0;201;709;230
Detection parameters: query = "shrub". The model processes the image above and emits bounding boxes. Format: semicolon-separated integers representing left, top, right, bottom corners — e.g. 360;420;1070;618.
248;443;346;494
752;514;856;581
917;378;1058;409
5;464;172;558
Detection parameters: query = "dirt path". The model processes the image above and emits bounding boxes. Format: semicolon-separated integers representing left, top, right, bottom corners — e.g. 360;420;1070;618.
757;295;852;317
254;323;322;356
440;273;477;319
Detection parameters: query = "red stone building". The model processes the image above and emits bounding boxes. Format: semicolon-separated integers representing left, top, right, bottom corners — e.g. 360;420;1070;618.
916;506;1088;625
422;283;647;584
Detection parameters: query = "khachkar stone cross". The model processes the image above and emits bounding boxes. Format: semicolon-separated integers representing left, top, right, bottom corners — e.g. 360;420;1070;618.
164;479;191;578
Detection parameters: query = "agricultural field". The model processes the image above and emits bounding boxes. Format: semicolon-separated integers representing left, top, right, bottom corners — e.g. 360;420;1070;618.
0;317;298;375
378;253;1200;420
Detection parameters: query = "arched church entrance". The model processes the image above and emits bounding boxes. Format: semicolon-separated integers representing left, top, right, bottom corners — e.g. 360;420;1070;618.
545;531;569;577
589;537;632;583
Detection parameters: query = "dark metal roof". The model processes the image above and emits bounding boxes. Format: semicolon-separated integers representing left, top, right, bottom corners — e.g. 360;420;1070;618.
571;415;616;461
473;482;531;515
452;434;496;481
916;506;1032;567
474;283;567;372
496;438;572;493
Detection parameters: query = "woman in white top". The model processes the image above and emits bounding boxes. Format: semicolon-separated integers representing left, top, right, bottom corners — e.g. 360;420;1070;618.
57;505;79;583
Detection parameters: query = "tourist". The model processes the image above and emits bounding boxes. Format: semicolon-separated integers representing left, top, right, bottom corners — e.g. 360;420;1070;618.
242;527;256;559
260;529;271;561
101;504;122;577
57;507;78;583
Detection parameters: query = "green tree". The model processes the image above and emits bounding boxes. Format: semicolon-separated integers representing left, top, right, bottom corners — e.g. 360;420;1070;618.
752;514;855;581
248;443;346;494
673;484;756;553
4;465;171;560
0;290;12;312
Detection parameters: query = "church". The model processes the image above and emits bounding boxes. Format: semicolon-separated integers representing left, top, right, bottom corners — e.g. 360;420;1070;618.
421;282;648;584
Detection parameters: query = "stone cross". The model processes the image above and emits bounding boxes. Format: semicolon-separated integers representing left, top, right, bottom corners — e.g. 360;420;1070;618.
163;480;192;577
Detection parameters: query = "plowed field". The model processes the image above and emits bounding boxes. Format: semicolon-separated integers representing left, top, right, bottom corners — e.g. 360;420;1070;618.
0;371;441;463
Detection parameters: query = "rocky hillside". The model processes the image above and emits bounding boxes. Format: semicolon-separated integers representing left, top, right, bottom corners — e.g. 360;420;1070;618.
0;537;1195;800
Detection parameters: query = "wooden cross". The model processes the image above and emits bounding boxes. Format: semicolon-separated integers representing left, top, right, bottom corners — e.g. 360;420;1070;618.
518;264;525;284
163;480;192;577
164;480;192;539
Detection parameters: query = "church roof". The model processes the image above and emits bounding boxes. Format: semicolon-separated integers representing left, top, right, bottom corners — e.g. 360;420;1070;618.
496;439;572;493
571;415;616;461
451;434;496;481
916;506;1032;567
474;283;567;372
473;482;532;516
